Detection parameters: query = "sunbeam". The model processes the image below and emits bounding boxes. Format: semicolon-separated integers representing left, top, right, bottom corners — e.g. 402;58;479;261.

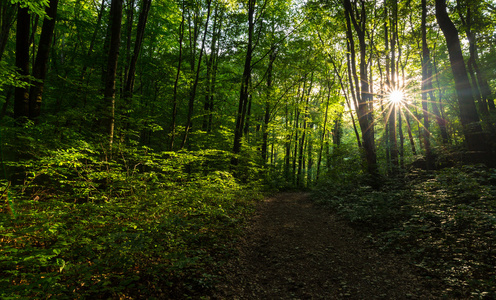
389;89;404;104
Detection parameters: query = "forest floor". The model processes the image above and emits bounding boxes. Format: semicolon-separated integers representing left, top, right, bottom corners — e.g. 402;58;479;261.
213;192;442;299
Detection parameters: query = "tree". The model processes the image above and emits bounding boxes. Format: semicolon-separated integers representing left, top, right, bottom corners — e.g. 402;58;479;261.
13;5;30;121
421;0;433;168
435;0;488;158
29;0;59;120
232;0;257;166
0;3;16;61
103;0;123;148
181;0;212;149
343;0;378;177
123;0;152;101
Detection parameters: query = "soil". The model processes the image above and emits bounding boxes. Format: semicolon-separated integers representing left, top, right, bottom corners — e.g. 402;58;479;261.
213;192;441;299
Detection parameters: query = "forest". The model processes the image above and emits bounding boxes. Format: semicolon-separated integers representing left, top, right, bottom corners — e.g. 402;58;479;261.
1;0;496;298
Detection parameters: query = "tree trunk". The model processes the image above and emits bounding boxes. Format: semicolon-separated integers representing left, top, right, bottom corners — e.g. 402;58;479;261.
0;3;16;61
421;0;433;168
169;0;185;150
432;53;450;143
307;128;313;187
123;0;151;99
405;113;417;155
262;50;276;164
103;0;123;148
284;103;292;181
28;0;59;121
181;0;212;149
344;0;378;177
232;0;256;166
297;75;312;187
14;5;30;121
435;0;487;156
203;3;221;133
316;82;332;182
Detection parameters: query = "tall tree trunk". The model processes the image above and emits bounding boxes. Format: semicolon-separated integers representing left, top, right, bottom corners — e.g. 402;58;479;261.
432;52;450;143
389;0;399;170
435;0;487;156
123;0;151;99
326;49;361;148
297;75;312;187
316;83;332;182
344;0;378;177
307;128;313;187
456;2;494;115
421;0;433;168
284;103;292;181
169;0;185;150
262;50;276;164
14;5;30;121
28;0;59;121
103;0;123;148
123;0;135;93
399;110;404;167
203;3;221;133
292;86;301;185
405;113;417;155
80;0;106;108
181;0;212;149
232;0;256;166
0;3;16;60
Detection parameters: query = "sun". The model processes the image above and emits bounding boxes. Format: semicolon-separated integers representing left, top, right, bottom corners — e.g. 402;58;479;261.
389;90;404;104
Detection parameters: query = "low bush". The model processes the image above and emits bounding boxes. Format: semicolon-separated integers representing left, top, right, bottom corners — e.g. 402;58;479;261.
0;141;263;299
314;164;496;298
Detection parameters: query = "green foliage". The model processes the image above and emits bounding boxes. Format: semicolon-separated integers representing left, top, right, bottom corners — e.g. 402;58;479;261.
315;165;496;298
11;0;49;17
314;178;412;231
0;138;263;299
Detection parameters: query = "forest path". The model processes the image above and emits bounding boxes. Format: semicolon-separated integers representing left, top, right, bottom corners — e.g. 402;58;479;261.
214;192;439;299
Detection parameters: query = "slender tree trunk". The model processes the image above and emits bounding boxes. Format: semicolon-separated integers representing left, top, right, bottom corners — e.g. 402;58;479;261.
435;0;487;156
169;0;185;150
399;110;404;167
123;0;135;93
262;50;276;164
307;128;313;187
297;75;312;187
456;2;493;115
79;0;105;108
103;0;123;148
284;103;291;181
181;0;212;149
203;3;220;133
344;0;378;177
292;88;301;185
316;83;332;182
0;3;16;61
28;0;59;121
123;0;151;99
389;0;399;170
431;52;450;144
421;0;433;168
243;93;252;136
327;50;360;148
14;5;30;121
232;0;256;166
405;113;417;155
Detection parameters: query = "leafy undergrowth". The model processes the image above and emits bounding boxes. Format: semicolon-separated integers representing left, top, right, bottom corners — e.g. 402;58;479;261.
314;164;496;299
0;142;263;299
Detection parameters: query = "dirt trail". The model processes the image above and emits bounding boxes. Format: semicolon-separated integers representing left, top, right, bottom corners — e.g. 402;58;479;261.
214;192;440;299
